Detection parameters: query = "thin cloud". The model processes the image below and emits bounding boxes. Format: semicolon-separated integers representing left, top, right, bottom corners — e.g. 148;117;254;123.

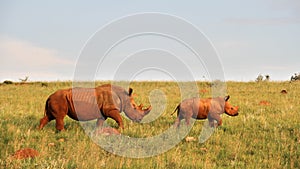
224;17;300;25
225;0;300;26
268;0;300;16
262;65;289;70
0;36;75;81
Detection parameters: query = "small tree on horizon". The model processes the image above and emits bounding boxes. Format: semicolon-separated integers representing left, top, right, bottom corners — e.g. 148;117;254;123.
19;76;29;83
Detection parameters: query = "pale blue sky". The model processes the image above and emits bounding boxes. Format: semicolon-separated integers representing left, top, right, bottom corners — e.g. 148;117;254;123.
1;0;299;81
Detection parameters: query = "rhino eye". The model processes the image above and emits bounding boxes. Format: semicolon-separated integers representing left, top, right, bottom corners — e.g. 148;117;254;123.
132;104;136;109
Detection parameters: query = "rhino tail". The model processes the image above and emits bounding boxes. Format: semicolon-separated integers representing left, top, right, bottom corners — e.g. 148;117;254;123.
43;98;50;117
171;104;180;116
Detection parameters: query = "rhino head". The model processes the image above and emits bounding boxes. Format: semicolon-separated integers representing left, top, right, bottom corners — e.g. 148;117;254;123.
224;95;239;116
123;88;152;122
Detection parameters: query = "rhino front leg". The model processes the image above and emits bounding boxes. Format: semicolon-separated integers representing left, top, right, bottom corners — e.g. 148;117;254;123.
208;112;222;127
96;118;106;128
107;110;124;129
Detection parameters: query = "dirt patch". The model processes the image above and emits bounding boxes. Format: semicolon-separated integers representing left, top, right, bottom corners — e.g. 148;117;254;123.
259;100;271;106
10;148;39;160
94;127;121;136
200;89;208;94
280;89;287;94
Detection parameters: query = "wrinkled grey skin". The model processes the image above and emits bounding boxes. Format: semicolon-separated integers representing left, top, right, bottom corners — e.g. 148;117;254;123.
39;84;151;131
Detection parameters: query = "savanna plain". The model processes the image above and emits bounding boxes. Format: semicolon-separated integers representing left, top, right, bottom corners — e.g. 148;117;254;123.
0;81;299;168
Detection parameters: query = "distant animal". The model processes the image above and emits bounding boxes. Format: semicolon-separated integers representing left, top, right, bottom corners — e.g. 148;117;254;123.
172;96;239;128
290;73;300;81
39;84;152;131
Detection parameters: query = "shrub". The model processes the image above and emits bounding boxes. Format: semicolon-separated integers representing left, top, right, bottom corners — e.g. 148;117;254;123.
3;80;13;84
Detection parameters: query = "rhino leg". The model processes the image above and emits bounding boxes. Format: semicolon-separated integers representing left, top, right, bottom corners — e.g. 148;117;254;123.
39;116;50;129
174;117;181;128
96;118;106;128
208;112;222;127
184;110;193;126
39;111;55;130
174;107;185;128
55;118;65;131
51;103;68;131
106;110;124;129
185;117;191;126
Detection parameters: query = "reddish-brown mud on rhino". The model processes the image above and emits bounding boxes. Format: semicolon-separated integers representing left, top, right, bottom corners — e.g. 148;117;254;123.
172;96;238;128
39;84;151;131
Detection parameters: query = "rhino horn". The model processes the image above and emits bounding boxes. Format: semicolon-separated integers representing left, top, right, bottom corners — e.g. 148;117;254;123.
143;105;152;115
138;104;143;109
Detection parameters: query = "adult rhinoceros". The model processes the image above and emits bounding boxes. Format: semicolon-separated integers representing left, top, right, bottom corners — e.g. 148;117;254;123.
39;84;151;131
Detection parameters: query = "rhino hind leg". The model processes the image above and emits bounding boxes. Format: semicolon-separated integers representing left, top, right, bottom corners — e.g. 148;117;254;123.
185;116;191;126
174;117;181;128
174;109;185;128
43;105;67;131
39;116;49;129
39;112;55;130
55;118;65;131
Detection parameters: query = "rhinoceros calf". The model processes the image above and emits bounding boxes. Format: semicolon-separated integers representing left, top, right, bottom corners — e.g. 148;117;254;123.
39;84;151;131
172;96;238;127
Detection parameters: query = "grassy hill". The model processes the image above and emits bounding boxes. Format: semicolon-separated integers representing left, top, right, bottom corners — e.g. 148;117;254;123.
0;81;299;168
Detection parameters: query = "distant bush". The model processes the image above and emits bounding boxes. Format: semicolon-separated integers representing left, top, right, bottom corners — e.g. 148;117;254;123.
3;80;13;84
41;82;48;87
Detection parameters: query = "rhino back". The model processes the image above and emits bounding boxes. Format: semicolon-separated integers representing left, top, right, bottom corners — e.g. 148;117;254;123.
99;84;129;96
65;88;100;121
209;97;225;114
96;84;127;109
179;98;200;117
197;98;210;119
96;89;122;114
63;86;125;121
46;89;70;119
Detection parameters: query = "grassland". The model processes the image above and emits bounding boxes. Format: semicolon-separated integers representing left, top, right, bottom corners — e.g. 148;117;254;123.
0;81;299;168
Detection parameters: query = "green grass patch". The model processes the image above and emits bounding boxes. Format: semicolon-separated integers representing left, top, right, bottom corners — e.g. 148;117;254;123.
0;81;299;168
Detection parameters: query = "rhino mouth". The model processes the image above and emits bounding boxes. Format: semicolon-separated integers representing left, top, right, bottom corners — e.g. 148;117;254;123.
133;118;142;122
126;115;143;123
225;112;239;116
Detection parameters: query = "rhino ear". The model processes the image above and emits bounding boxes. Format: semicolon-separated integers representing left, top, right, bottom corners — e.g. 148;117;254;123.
224;95;230;101
128;88;133;96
